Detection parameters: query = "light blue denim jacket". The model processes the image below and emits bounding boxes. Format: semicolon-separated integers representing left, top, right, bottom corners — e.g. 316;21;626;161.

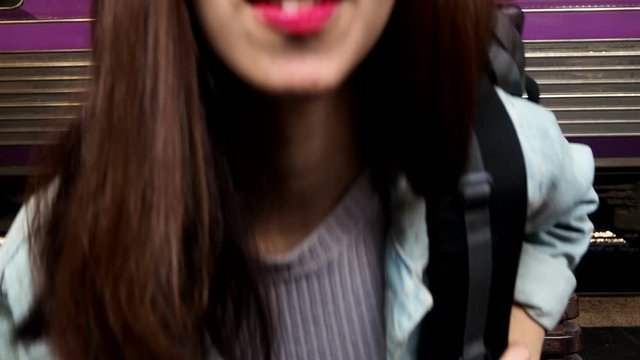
0;89;599;359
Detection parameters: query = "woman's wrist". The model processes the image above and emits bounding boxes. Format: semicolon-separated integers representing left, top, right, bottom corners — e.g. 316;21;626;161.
506;304;546;360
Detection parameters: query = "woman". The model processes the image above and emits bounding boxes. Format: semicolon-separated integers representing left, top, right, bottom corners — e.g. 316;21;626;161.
0;0;597;359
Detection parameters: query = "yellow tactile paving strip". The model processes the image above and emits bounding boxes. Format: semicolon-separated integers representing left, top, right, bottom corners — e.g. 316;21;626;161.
577;296;640;327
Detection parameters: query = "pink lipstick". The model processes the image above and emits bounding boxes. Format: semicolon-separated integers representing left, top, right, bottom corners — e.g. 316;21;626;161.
253;1;339;36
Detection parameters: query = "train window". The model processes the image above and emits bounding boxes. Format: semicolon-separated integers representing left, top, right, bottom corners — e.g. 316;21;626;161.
0;0;23;11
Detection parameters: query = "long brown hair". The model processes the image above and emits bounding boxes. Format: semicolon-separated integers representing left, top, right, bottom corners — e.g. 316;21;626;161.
17;0;495;359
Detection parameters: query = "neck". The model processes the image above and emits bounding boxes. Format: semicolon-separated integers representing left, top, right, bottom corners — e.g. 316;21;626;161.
248;88;361;256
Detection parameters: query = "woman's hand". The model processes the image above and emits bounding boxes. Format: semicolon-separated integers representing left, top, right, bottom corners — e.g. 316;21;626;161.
499;344;531;360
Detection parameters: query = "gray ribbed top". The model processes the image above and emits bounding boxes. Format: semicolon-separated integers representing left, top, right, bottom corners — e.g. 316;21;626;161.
240;174;386;360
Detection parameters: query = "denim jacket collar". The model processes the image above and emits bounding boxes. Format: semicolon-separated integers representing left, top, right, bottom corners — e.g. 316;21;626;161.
385;175;432;360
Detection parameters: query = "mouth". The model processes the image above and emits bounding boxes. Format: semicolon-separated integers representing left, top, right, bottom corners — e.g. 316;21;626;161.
249;0;341;36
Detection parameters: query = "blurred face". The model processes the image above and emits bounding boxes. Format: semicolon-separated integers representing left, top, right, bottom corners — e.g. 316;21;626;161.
194;0;395;94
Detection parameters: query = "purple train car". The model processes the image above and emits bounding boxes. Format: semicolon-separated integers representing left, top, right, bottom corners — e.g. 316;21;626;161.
0;0;91;231
0;0;91;170
0;1;639;238
520;0;640;168
517;1;640;254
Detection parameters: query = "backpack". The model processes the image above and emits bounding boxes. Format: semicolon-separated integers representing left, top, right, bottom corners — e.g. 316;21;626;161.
490;3;540;103
417;5;539;359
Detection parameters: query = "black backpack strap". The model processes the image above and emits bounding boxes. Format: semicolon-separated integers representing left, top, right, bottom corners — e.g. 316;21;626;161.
418;76;527;359
472;75;528;358
459;135;493;360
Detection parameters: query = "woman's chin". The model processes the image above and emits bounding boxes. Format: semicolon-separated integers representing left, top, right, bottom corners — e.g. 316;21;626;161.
251;68;347;96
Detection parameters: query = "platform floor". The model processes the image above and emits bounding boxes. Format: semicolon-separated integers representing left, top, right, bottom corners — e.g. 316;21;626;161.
577;296;640;360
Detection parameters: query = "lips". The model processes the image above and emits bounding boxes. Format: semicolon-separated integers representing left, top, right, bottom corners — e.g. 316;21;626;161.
251;0;340;36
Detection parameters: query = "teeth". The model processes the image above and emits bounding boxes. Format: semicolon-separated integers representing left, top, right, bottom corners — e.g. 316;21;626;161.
262;0;323;6
282;0;299;12
279;0;319;12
